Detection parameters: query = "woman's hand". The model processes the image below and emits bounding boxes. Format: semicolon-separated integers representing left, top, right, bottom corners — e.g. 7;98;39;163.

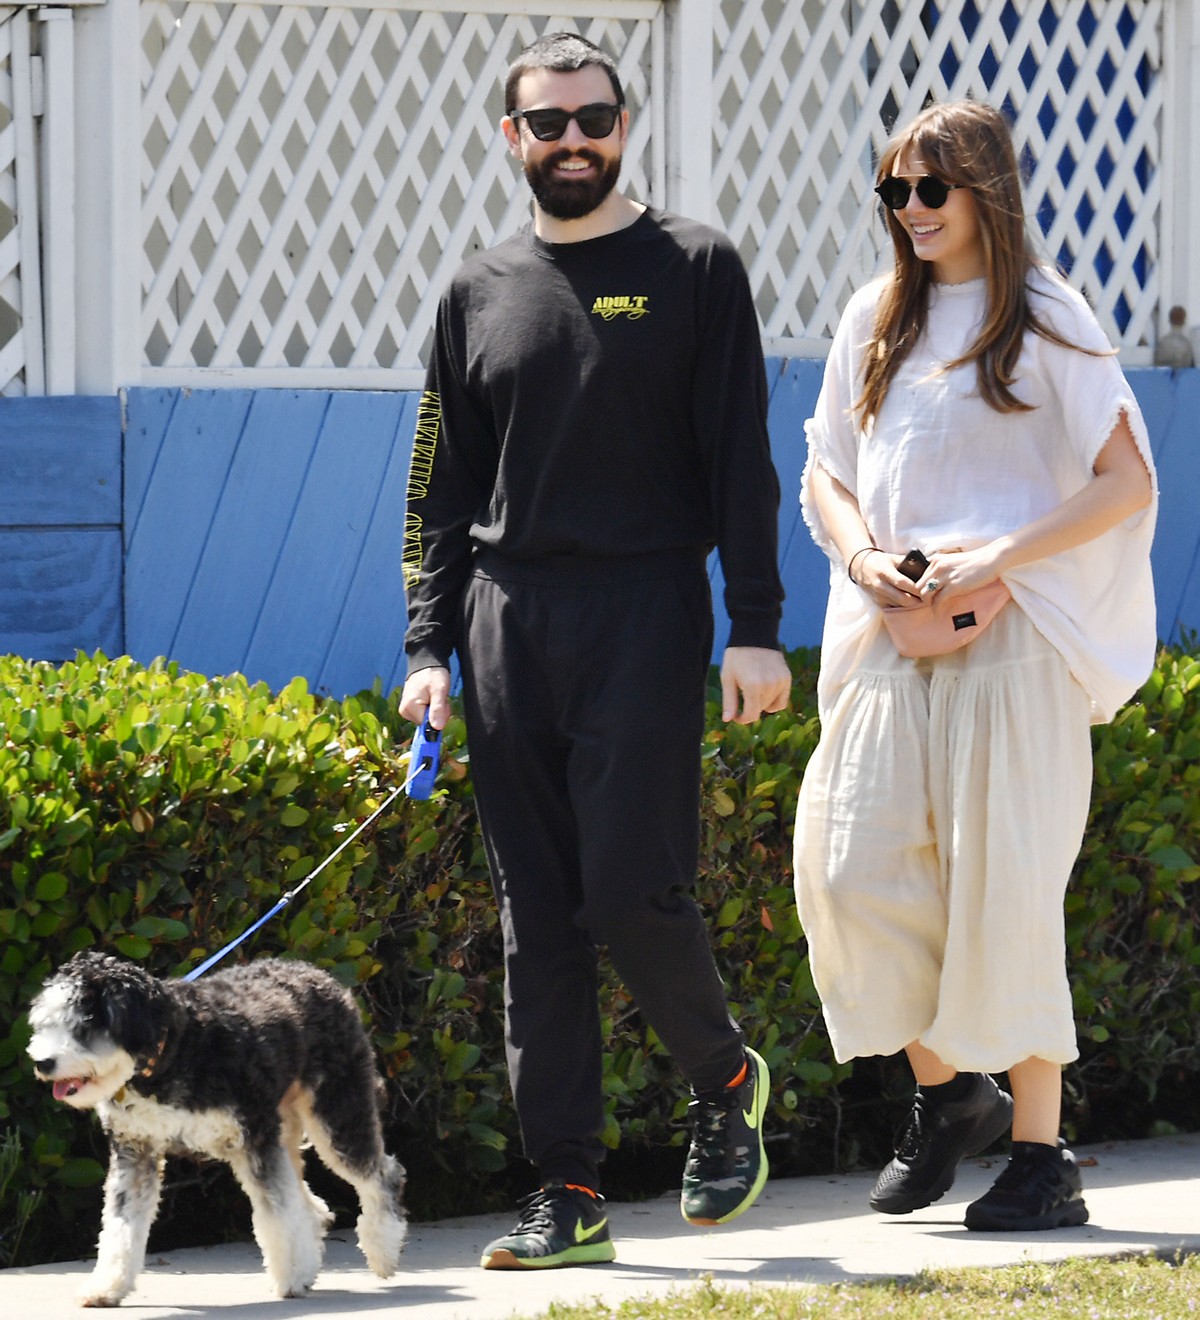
853;549;927;609
911;545;1004;613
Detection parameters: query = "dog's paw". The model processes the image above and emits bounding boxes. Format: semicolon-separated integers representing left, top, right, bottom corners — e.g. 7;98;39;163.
79;1259;139;1307
272;1278;316;1300
309;1195;335;1231
359;1212;407;1278
267;1254;320;1300
78;1287;125;1308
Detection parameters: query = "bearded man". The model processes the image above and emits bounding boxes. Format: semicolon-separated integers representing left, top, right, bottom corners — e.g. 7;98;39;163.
399;30;791;1270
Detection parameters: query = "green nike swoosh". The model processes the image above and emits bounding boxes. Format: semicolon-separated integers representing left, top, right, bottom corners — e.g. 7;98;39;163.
743;1073;760;1127
574;1216;608;1244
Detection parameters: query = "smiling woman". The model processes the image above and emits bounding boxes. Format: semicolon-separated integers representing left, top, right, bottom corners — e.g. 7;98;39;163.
878;152;983;286
792;97;1156;1236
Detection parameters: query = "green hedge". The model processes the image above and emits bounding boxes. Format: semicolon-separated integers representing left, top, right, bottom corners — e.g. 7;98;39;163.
1;645;1198;1268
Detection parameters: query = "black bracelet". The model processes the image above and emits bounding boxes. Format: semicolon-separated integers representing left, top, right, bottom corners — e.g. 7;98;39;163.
847;545;880;585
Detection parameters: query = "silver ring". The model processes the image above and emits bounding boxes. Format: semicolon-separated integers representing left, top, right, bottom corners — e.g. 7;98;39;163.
923;578;942;595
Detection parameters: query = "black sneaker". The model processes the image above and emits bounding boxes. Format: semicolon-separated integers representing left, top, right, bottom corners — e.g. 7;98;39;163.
869;1072;1013;1214
480;1184;616;1269
680;1047;770;1226
965;1139;1089;1231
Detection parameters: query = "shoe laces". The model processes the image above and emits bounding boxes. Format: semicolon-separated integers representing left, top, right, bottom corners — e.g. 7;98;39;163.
513;1186;571;1233
687;1088;737;1164
991;1146;1063;1194
894;1097;928;1161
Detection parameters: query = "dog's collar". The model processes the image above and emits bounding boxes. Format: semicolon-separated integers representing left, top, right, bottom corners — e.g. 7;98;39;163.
138;1034;169;1078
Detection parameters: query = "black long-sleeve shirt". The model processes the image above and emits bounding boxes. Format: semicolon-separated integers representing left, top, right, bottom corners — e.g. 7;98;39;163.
403;207;784;673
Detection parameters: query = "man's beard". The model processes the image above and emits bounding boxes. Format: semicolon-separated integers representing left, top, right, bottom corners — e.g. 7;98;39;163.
524;149;622;220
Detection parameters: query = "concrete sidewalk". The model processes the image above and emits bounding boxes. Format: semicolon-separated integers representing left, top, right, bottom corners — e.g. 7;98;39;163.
4;1134;1198;1319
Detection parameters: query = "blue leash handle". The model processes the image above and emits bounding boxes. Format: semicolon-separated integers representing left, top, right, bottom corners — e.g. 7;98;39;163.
181;719;443;981
405;716;442;800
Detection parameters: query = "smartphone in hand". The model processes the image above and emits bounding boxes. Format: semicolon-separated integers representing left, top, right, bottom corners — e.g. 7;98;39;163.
897;548;930;583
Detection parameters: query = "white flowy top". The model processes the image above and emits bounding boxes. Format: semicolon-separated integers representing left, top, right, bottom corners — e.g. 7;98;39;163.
801;265;1158;723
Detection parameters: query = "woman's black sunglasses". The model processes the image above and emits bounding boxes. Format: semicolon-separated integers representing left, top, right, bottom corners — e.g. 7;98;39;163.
874;175;960;211
510;102;623;142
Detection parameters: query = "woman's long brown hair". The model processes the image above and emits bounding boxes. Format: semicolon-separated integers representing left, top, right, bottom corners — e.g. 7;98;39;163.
857;100;1100;428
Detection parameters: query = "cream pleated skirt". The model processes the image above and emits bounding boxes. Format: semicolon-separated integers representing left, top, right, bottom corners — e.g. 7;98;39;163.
793;604;1092;1071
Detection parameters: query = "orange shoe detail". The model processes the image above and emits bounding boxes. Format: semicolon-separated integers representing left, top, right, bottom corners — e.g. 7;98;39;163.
725;1060;748;1089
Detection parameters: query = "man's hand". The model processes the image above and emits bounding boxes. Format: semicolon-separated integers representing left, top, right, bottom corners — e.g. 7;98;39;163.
399;666;452;729
720;646;792;724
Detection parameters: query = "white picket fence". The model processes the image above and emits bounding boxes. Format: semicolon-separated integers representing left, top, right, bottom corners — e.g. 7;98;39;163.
3;0;1200;396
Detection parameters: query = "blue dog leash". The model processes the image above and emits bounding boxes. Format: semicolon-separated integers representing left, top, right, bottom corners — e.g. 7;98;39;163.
182;719;443;982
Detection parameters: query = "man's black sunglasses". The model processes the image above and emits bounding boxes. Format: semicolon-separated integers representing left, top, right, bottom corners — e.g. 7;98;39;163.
874;175;961;211
510;102;623;142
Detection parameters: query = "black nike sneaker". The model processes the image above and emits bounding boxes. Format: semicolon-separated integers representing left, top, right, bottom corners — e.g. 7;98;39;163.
480;1183;616;1269
680;1047;770;1226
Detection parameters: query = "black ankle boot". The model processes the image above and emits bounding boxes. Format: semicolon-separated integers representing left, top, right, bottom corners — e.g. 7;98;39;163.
965;1138;1089;1231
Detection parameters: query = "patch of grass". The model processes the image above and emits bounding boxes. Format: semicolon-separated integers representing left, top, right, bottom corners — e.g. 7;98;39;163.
524;1253;1200;1319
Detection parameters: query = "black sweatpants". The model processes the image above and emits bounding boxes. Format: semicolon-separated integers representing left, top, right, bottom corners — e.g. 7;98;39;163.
459;548;746;1190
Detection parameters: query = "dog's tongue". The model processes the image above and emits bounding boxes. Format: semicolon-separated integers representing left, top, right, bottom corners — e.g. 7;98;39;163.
53;1078;84;1101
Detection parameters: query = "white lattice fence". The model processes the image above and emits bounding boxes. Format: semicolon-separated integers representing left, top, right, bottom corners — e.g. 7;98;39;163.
714;0;1164;355
137;0;1168;384
141;0;662;386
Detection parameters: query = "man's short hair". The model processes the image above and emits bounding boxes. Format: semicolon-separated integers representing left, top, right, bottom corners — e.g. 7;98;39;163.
504;32;624;116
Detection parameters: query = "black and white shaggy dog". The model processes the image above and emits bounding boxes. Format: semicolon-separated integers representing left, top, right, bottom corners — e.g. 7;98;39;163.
27;951;406;1307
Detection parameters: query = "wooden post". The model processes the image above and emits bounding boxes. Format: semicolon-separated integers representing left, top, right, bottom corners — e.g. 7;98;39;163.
72;0;141;393
665;0;713;224
10;10;45;395
37;8;75;395
1162;0;1200;355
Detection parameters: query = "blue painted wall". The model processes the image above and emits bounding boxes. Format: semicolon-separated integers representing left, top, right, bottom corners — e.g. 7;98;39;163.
1;367;1197;694
0;397;123;661
1132;370;1200;643
124;388;417;696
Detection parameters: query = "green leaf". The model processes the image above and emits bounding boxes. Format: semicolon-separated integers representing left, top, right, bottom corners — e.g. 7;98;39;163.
129;917;191;941
1150;844;1196;873
464;1122;507;1150
716;897;743;928
34;872;69;902
443;1041;481;1080
794;1059;833;1084
468;1146;508;1173
407;827;439;856
272;773;302;799
113;935;152;959
54;1158;107;1188
711;788;736;817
